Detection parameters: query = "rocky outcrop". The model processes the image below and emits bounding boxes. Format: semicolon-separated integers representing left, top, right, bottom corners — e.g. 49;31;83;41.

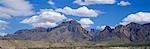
113;22;150;43
5;20;150;43
6;20;92;42
92;22;150;43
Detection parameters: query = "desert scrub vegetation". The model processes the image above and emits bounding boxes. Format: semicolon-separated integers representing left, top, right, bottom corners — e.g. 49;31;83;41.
1;40;150;49
0;37;16;40
28;43;150;49
28;46;150;49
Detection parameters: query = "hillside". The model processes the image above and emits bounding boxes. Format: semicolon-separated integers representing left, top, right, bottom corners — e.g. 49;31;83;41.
4;20;150;44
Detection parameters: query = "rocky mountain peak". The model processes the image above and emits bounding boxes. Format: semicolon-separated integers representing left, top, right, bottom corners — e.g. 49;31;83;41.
103;26;112;32
5;20;150;43
126;22;141;27
7;20;93;42
60;20;80;26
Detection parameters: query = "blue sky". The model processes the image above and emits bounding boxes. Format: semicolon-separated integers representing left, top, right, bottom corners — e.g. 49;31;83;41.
0;0;150;34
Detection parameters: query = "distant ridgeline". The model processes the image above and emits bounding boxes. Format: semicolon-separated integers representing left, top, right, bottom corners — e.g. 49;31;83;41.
3;20;150;44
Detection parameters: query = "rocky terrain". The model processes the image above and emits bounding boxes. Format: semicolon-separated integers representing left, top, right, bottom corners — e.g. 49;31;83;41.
4;20;150;44
0;20;150;49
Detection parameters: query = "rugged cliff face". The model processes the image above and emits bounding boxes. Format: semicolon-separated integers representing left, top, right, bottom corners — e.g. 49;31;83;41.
114;22;150;42
94;22;150;43
5;20;150;43
6;20;92;42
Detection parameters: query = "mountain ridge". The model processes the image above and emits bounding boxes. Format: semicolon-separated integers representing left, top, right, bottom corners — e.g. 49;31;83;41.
5;20;150;44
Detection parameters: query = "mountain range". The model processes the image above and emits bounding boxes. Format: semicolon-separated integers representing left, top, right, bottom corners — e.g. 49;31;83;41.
4;20;150;44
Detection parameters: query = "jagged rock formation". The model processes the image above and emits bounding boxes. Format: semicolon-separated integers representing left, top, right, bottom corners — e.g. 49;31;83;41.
6;20;92;42
5;20;150;44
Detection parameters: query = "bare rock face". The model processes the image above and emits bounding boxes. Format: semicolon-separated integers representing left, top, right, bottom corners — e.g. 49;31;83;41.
5;20;150;44
99;26;113;39
6;20;92;42
92;22;150;43
42;20;92;42
111;22;150;43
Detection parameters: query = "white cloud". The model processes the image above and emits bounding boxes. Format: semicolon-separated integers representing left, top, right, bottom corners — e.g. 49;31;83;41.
55;6;99;17
0;0;34;19
48;0;55;5
120;12;150;25
97;25;115;30
0;32;8;36
0;20;8;30
32;22;58;28
97;25;106;30
74;0;116;5
21;9;67;28
78;18;94;28
118;1;131;6
0;13;11;20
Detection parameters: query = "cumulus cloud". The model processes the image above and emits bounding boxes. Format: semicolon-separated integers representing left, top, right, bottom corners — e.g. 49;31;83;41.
0;13;11;20
120;12;150;25
97;25;115;30
48;0;55;5
0;0;34;19
97;25;106;30
21;9;67;28
55;6;99;17
0;20;8;30
78;18;94;28
74;0;116;5
118;1;131;6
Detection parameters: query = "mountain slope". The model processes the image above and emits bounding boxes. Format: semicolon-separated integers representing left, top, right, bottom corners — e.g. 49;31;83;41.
6;20;92;42
5;20;150;44
91;22;150;44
